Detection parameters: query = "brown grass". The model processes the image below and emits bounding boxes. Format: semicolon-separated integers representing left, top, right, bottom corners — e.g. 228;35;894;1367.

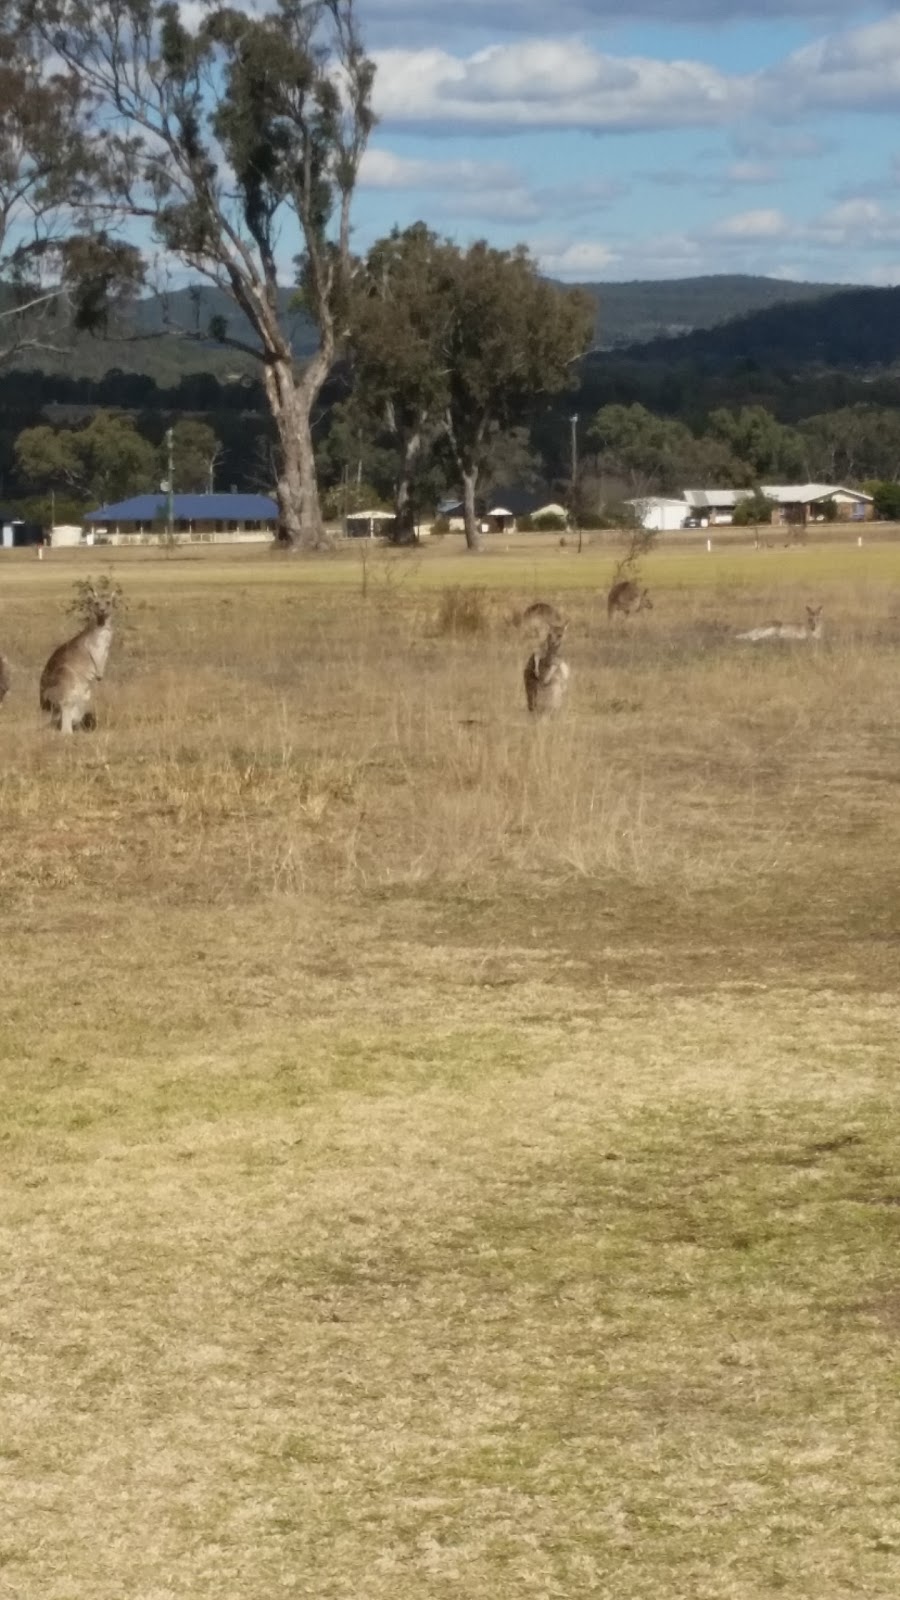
1;539;900;1598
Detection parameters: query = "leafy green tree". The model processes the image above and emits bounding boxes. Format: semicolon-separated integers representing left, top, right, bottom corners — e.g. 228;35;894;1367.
590;403;694;492
349;224;457;540
0;2;143;363
167;420;222;494
707;406;805;481
871;481;900;520
37;0;375;546
800;407;900;484
15;412;158;504
439;243;593;548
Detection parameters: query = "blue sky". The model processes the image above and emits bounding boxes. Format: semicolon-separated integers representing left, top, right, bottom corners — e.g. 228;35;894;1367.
350;0;900;282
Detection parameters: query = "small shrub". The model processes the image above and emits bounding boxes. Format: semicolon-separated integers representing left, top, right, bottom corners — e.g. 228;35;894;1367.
531;511;568;532
602;500;641;531
733;491;775;527
871;481;900;521
67;575;125;626
435;586;490;636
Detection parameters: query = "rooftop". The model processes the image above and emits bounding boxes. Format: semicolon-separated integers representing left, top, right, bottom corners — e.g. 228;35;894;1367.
85;493;279;523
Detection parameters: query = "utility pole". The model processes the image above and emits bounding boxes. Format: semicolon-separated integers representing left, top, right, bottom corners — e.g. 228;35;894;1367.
570;414;581;553
165;427;174;539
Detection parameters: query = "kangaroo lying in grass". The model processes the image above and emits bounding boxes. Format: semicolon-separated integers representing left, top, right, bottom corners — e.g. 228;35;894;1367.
736;604;824;643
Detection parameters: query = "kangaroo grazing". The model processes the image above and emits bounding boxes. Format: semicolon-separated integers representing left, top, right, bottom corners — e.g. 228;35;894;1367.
736;605;824;643
521;600;564;629
524;623;570;715
40;606;114;733
607;579;653;620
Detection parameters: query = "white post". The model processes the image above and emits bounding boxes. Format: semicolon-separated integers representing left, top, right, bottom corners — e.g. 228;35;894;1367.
858;534;863;548
706;537;712;553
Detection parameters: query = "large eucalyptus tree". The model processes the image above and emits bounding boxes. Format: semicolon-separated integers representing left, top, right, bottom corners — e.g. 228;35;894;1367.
34;0;375;544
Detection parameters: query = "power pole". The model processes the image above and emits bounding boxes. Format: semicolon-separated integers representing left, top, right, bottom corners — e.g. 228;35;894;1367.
570;414;581;553
165;428;174;539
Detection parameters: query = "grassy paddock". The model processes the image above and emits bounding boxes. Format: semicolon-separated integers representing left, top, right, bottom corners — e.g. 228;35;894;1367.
2;540;900;1598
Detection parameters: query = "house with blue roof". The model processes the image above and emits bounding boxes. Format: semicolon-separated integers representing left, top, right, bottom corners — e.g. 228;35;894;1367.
84;493;279;544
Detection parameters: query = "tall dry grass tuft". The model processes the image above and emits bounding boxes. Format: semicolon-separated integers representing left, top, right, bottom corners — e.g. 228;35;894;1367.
435;585;493;636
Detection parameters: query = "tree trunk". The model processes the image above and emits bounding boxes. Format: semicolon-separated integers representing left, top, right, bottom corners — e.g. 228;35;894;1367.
461;467;480;551
394;429;422;544
264;353;326;548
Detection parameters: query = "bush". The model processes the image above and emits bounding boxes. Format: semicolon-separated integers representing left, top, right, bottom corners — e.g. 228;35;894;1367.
733;491;775;526
572;510;607;532
600;500;640;530
435;586;490;636
871;481;900;521
531;511;568;532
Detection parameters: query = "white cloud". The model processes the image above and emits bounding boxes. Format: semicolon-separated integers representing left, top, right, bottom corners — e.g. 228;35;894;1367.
360;148;518;191
534;240;619;277
359;148;625;223
371;15;900;137
363;0;883;37
711;207;791;238
724;160;778;185
763;15;900;114
372;41;746;131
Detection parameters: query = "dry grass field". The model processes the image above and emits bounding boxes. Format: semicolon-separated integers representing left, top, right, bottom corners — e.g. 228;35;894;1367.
2;534;900;1599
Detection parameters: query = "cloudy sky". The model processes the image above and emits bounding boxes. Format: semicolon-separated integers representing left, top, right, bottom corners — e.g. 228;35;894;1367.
351;0;900;283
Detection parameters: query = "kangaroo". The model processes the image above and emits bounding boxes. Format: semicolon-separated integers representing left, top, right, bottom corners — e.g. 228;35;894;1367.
40;606;114;733
524;623;570;715
0;653;9;706
736;605;824;643
607;579;653;620
521;600;564;629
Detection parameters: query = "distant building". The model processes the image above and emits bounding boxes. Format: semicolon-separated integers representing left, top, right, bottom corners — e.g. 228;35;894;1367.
84;493;279;544
0;512;43;549
345;509;397;539
683;484;874;527
626;496;690;532
438;487;568;533
760;484;874;525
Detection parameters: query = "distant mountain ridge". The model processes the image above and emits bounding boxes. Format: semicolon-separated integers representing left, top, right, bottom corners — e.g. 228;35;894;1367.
8;272;865;380
573;274;850;349
132;274;850;357
615;283;900;369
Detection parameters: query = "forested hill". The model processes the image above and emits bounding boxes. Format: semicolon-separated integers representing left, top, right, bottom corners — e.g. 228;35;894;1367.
577;274;847;349
12;274;850;381
618;284;900;369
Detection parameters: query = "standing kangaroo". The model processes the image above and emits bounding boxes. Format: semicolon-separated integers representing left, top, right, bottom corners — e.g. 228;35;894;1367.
0;652;9;706
736;605;824;643
40;606;114;733
524;623;570;715
607;579;653;620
